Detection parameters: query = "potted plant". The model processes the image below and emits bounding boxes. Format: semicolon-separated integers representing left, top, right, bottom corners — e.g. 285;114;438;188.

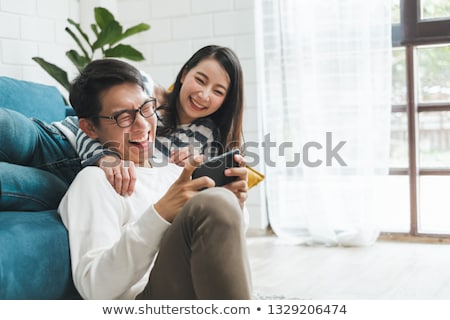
32;7;150;94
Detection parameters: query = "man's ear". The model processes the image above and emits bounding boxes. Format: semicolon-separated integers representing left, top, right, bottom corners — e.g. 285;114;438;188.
79;118;99;139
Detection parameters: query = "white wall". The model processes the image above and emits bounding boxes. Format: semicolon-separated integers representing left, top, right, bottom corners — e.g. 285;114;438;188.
0;0;268;230
0;0;79;91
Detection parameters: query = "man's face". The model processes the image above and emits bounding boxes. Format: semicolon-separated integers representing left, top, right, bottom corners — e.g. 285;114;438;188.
93;83;157;166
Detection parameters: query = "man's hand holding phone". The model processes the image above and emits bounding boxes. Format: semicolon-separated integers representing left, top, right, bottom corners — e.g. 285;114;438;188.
154;155;214;222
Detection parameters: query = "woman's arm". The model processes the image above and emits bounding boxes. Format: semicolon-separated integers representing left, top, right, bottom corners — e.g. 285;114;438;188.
76;129;136;196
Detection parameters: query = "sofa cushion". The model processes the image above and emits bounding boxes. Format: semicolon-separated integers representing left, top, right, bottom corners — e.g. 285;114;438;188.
0;77;66;123
0;210;80;299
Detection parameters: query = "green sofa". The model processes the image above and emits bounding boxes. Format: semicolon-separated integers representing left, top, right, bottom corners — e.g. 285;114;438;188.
0;76;80;299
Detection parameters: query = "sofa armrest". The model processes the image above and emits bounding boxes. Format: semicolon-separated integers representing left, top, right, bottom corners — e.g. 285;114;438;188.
0;77;67;122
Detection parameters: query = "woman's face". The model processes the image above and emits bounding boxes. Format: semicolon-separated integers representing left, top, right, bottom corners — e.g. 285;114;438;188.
178;58;230;124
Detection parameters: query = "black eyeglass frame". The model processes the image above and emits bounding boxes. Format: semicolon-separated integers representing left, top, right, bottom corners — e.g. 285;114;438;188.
93;98;157;128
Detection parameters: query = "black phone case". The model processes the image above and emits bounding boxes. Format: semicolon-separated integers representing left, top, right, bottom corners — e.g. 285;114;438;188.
192;149;240;186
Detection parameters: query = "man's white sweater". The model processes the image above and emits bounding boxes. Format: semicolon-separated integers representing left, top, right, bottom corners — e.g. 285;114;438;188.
58;164;181;299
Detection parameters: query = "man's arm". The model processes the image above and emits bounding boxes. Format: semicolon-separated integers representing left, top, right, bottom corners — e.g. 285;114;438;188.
58;167;170;299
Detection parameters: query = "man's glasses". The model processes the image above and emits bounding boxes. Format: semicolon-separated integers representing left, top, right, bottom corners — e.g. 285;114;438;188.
94;98;157;128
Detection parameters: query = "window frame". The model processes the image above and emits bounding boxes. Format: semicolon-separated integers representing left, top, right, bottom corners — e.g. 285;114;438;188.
393;0;450;46
387;0;450;240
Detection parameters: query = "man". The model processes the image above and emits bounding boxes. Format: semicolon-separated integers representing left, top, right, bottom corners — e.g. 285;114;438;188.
58;59;252;299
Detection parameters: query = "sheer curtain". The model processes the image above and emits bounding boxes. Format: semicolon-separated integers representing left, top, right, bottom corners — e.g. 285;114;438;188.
255;0;392;246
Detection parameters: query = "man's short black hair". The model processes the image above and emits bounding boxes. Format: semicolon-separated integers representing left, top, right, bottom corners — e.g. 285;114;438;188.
69;59;145;122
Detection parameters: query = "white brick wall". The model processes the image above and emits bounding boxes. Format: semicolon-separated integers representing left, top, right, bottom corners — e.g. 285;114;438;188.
1;0;37;16
0;12;20;39
0;0;268;230
0;0;79;90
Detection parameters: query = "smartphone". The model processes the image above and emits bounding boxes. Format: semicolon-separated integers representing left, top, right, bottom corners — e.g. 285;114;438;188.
192;149;240;186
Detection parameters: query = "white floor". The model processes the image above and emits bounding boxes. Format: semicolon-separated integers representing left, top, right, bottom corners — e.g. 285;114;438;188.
246;235;450;299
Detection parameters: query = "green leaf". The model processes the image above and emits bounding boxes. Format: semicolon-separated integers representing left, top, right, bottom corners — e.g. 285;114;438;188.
66;50;90;72
91;23;99;37
32;57;70;91
92;21;123;50
95;7;115;30
65;26;90;59
31;5;150;97
104;44;145;61
67;18;91;50
112;23;150;45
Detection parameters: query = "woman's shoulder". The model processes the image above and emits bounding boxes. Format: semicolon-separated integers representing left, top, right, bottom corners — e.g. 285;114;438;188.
189;117;218;132
140;70;154;96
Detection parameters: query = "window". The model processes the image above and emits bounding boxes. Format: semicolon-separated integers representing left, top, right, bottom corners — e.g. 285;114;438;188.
383;0;450;238
421;0;450;21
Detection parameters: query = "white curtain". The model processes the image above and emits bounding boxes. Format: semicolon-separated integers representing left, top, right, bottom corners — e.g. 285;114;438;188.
255;0;392;246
